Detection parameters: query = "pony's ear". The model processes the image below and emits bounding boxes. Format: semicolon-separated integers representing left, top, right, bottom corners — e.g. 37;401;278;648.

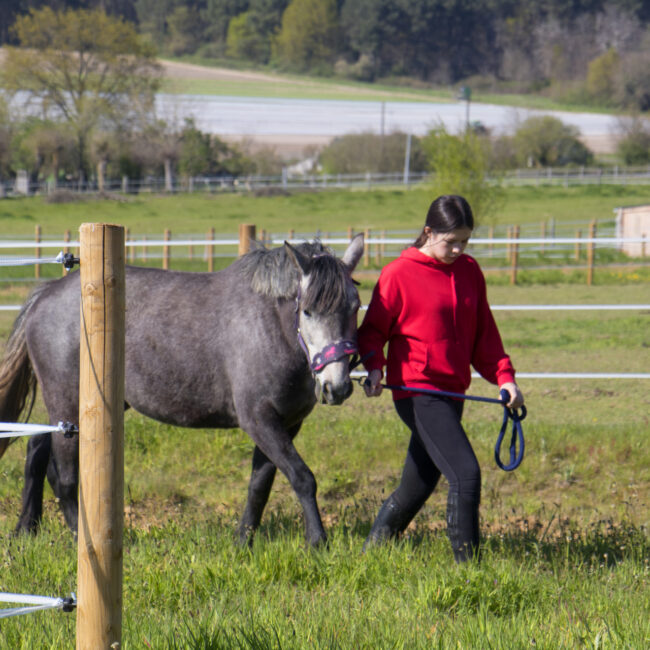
341;232;364;272
284;241;312;275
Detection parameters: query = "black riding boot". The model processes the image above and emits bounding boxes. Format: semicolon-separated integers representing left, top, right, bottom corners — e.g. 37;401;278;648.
446;490;480;563
362;494;415;551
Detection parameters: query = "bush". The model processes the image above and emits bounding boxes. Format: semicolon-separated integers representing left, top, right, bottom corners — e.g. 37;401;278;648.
420;124;503;223
512;116;593;167
318;132;427;175
615;116;650;165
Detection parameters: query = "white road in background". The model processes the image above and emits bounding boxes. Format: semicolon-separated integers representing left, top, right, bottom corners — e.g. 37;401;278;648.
155;94;619;139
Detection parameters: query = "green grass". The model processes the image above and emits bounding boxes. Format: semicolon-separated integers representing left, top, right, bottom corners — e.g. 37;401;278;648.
0;184;648;235
0;187;648;647
0;280;648;647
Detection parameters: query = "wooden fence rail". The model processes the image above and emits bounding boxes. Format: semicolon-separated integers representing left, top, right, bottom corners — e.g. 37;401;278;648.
1;224;649;286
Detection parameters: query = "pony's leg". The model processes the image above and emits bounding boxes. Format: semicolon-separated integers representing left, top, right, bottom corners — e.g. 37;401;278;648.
238;423;301;546
46;432;79;534
237;445;277;546
240;410;326;547
15;433;51;534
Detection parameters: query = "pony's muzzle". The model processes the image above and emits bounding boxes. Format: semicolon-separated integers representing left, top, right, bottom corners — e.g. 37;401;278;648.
319;377;353;405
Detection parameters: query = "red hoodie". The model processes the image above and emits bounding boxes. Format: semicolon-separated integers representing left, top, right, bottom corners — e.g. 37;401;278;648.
358;247;515;399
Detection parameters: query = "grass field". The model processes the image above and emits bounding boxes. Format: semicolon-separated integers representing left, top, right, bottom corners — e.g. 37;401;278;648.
1;184;649;236
0;186;648;648
159;57;620;116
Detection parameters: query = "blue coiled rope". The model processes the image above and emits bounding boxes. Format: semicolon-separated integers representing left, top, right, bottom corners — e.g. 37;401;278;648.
357;379;527;471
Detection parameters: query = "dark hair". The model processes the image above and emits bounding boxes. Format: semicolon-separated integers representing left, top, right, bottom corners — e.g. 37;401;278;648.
414;195;474;248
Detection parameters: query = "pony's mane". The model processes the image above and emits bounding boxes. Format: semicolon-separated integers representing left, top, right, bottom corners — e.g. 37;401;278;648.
235;241;352;313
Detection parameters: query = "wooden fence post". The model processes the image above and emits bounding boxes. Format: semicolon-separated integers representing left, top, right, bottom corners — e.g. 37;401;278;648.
288;229;294;242
364;228;370;267
35;225;41;279
77;223;125;650
163;229;170;270
239;224;256;256
207;228;214;272
347;226;353;241
587;220;596;286
510;225;520;285
574;229;581;261
63;229;70;276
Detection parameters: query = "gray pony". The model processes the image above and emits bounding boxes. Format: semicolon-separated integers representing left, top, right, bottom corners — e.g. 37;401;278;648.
0;235;364;546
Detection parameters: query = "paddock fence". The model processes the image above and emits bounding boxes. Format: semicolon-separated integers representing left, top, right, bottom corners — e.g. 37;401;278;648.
1;219;648;286
3;165;650;198
1;226;648;382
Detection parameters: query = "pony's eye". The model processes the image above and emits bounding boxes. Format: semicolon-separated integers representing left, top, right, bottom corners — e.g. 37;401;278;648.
303;310;311;318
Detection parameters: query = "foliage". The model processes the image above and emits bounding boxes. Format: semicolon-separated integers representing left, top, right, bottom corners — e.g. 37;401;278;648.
2;1;650;117
512;116;594;167
615;115;650;165
226;1;287;63
1;7;162;179
166;4;205;56
420;124;503;224
273;0;339;72
10;118;77;184
586;48;620;106
0;95;12;179
618;50;650;112
318;132;427;175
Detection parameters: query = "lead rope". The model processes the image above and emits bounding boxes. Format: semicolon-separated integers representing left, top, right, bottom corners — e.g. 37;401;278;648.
354;377;527;471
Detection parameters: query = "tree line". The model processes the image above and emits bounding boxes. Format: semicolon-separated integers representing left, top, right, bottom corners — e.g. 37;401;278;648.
2;0;650;113
1;6;649;205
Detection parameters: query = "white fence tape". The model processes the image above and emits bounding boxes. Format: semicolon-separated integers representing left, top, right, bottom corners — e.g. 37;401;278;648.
0;422;70;440
0;593;76;619
351;371;650;380
0;237;647;250
0;251;71;266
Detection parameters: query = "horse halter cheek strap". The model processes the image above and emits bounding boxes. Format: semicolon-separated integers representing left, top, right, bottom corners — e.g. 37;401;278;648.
294;283;358;374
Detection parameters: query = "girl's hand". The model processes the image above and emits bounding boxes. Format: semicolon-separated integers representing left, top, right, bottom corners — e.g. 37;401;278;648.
499;382;524;409
363;369;383;397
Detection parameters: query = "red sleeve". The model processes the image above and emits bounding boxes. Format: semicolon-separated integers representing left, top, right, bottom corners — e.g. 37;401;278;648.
357;271;400;374
471;270;516;386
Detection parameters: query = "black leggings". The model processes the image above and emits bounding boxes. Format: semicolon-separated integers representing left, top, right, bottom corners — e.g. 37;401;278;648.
391;395;481;560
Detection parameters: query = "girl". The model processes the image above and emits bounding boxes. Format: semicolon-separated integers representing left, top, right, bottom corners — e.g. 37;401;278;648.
359;194;524;562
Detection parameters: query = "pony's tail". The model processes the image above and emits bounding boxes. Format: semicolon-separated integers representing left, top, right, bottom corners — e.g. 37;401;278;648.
0;288;44;459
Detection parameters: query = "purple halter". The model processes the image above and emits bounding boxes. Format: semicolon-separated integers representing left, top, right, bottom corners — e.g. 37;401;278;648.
294;282;358;374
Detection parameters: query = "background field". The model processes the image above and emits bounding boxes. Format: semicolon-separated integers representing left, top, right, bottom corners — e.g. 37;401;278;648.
0;186;648;648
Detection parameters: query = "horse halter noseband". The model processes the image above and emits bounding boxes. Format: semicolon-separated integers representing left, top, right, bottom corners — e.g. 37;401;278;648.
294;281;358;375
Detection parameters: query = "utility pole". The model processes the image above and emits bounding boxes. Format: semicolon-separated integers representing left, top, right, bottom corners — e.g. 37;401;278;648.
458;86;471;130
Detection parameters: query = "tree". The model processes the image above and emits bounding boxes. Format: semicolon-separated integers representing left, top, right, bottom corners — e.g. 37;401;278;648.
420;124;502;224
273;0;339;71
167;4;205;55
1;7;162;182
615;116;650;165
512;116;593;167
586;48;620;105
178;118;214;177
0;96;13;180
10;117;77;184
